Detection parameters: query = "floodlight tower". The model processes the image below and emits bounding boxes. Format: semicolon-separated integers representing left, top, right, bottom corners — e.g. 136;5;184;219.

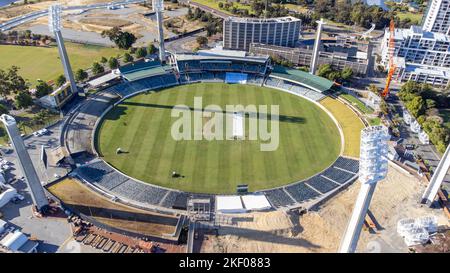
421;144;450;205
153;0;165;62
0;115;49;214
48;5;78;94
310;18;325;75
339;126;389;253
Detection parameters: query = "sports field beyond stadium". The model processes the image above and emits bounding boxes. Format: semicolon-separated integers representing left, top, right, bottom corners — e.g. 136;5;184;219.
96;83;341;194
0;43;123;86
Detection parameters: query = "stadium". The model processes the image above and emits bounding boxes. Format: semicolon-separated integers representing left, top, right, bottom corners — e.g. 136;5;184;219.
61;47;364;215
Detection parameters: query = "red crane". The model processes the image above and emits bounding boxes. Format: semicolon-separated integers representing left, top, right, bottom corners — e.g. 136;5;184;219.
382;19;396;98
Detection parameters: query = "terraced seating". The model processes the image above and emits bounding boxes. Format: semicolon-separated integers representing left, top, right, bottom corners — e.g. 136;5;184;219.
285;182;320;203
321;168;355;185
77;161;114;181
305;175;339;194
262;188;296;208
333;157;359;173
111;180;168;206
160;191;179;208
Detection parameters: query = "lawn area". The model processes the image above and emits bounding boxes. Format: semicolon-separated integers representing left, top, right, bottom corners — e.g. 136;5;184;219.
320;97;364;158
0;43;124;86
285;4;310;14
191;0;252;15
396;12;423;24
96;83;341;194
340;94;374;114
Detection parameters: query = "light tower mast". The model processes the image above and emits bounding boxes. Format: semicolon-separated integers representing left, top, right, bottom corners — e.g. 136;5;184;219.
0;115;49;214
48;5;78;95
310;18;325;75
153;0;165;62
421;144;450;205
339;126;389;253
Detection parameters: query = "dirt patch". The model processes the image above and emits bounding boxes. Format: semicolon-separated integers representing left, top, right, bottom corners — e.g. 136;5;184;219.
79;18;133;28
200;165;448;253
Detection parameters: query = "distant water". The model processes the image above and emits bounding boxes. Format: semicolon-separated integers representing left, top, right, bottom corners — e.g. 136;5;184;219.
0;0;19;8
364;0;402;10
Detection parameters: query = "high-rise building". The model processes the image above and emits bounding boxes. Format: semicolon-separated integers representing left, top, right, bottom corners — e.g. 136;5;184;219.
380;26;450;87
422;0;450;35
223;16;301;51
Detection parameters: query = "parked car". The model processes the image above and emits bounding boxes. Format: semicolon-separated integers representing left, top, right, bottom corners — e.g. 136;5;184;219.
405;144;416;150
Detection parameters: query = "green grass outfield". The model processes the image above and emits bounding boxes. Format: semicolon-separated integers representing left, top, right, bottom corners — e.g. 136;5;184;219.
0;43;123;86
96;83;341;194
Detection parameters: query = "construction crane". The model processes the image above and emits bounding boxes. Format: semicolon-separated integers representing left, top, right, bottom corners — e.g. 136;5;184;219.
382;19;396;98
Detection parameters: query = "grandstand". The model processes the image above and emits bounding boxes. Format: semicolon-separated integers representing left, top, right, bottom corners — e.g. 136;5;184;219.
62;49;353;214
73;155;358;211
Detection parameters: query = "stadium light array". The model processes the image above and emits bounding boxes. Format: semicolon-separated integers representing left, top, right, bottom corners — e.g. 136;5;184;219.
339;125;389;253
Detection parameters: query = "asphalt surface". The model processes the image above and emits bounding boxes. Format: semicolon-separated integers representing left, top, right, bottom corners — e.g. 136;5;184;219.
0;121;73;253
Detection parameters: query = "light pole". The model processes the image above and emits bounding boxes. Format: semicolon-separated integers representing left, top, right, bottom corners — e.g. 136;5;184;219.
339;125;389;253
48;5;79;95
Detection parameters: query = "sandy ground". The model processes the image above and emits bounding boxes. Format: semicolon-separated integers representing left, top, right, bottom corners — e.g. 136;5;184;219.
200;165;449;253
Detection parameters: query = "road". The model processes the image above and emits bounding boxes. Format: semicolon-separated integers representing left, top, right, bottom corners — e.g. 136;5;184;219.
0;0;146;32
166;30;207;53
178;0;229;19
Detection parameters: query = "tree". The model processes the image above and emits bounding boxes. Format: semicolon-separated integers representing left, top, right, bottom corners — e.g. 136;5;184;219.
15;91;33;109
123;53;133;63
75;69;88;82
406;96;425;118
35;80;52;98
317;64;333;78
340;67;353;82
368;84;379;94
135;47;147;58
92;62;104;75
0;104;8;116
196;36;208;47
425;99;436;109
55;74;66;87
101;27;136;49
108;57;119;69
100;57;108;64
33;109;51;125
147;43;157;55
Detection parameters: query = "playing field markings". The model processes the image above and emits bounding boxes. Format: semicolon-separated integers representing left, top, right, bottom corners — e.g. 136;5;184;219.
204;88;223;189
168;88;190;186
138;91;173;181
159;87;189;184
278;91;300;180
216;84;231;189
260;88;280;183
122;93;164;177
240;86;256;185
192;86;213;190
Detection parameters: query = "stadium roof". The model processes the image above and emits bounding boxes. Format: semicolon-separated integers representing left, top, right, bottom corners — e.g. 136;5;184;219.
119;60;173;82
271;66;334;93
175;48;269;64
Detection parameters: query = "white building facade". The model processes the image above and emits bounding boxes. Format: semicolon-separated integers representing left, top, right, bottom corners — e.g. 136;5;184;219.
223;16;301;51
423;0;450;35
380;26;450;88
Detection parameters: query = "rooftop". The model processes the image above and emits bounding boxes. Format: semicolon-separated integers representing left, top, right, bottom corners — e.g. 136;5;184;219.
119;60;173;82
270;66;334;93
224;16;301;24
175;48;269;63
392;26;450;41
